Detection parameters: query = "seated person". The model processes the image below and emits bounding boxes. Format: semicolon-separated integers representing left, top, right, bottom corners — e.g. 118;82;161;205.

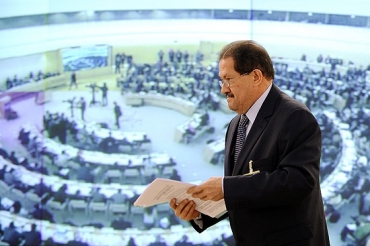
110;215;132;230
185;123;196;136
143;207;157;230
110;189;127;204
8;200;25;215
90;187;106;203
18;128;30;146
33;179;51;198
20;223;42;246
32;162;49;175
128;191;140;210
99;132;117;153
76;162;94;183
199;110;210;126
53;184;68;204
7;151;19;165
158;213;181;229
69;190;87;201
2;222;21;245
169;169;181;181
183;123;196;143
143;158;157;184
31;203;55;223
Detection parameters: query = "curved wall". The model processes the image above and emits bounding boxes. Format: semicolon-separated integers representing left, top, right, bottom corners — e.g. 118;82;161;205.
1;19;370;83
1;0;370;18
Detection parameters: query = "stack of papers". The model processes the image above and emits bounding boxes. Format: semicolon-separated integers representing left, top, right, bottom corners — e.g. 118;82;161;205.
134;178;227;218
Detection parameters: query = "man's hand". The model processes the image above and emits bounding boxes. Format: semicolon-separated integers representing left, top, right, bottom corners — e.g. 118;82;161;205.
170;198;200;221
187;177;224;201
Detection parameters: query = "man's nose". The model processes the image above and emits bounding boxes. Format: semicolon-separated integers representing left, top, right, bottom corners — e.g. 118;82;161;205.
220;84;230;95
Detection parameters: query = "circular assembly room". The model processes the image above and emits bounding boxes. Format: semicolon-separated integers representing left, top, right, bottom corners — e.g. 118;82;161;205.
0;0;370;245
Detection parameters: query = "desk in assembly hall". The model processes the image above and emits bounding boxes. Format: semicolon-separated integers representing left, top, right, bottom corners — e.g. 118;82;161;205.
125;92;196;116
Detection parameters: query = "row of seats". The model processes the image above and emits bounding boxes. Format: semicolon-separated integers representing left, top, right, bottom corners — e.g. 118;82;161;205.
0;209;232;246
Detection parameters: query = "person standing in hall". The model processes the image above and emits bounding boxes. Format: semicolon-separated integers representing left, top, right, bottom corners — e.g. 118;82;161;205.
69;71;77;89
170;40;330;246
115;53;121;74
113;102;122;129
78;97;86;121
99;82;109;106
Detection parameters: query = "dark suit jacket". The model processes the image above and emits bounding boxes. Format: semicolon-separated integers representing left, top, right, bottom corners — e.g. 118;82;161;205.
21;230;42;246
191;84;330;246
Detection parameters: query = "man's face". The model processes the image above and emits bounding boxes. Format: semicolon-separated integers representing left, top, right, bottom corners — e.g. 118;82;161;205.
219;57;255;114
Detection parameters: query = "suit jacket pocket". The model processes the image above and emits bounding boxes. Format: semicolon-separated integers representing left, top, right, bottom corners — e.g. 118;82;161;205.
251;157;275;173
266;223;313;246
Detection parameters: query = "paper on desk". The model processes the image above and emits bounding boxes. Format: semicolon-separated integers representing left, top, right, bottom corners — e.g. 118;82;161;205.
134;178;227;218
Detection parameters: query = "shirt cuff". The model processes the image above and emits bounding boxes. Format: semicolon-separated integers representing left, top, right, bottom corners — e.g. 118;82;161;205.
193;214;203;229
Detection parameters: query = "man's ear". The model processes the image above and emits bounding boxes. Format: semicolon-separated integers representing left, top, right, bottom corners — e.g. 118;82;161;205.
252;69;263;85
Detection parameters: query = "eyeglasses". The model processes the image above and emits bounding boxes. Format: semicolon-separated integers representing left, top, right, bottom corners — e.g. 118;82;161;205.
218;72;251;88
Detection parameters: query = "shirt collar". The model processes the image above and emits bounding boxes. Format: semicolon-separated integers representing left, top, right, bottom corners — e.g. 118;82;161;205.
244;83;272;125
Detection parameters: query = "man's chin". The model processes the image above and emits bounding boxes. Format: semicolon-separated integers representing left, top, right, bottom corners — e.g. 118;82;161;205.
227;100;236;111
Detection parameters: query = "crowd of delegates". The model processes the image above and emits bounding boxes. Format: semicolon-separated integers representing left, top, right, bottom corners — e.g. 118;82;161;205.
0;151;187;246
4;70;60;90
114;53;134;74
17;123;172;187
40;110;147;153
315;112;342;180
116;49;220;111
1;114;184;239
273;56;370;159
273;55;370;244
274;57;370;112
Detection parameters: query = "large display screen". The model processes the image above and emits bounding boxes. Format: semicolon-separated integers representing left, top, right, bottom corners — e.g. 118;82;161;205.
61;45;110;72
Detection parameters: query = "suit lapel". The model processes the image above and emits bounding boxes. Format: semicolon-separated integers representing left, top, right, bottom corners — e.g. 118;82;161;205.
232;84;281;175
225;116;239;176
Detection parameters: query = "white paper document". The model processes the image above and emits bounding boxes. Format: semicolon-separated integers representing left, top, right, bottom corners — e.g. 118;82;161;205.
134;178;227;218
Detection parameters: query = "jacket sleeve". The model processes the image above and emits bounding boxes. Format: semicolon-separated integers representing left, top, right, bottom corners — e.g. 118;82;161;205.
190;212;229;233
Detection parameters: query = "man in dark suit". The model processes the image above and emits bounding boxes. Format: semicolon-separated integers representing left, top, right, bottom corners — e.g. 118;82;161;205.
170;40;330;246
99;82;108;106
69;71;77;89
2;222;21;245
113;102;122;129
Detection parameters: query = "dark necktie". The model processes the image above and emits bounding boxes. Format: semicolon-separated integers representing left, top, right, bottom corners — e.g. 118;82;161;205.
234;114;249;164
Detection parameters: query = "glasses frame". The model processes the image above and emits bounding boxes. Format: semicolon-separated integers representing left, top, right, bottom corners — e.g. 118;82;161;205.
218;71;252;88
